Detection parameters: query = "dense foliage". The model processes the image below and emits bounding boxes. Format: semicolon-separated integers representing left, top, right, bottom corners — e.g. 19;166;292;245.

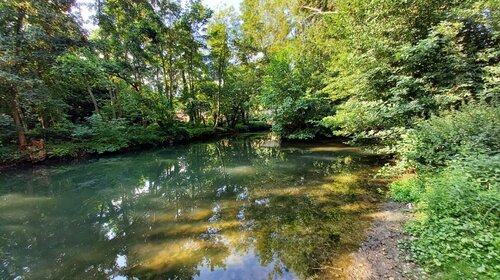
388;105;499;278
0;0;271;163
394;105;500;170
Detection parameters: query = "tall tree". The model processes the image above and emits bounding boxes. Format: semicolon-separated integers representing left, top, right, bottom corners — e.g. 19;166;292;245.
207;9;235;127
0;0;83;148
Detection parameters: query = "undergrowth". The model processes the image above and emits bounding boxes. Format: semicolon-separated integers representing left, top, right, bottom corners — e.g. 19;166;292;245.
386;104;500;279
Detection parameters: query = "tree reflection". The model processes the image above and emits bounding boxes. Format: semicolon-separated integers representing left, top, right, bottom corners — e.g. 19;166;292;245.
0;134;382;279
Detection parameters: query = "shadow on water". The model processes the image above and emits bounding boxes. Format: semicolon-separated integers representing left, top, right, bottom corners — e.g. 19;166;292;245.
0;133;386;280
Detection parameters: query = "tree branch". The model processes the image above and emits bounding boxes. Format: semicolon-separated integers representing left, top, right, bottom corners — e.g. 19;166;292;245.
301;5;337;15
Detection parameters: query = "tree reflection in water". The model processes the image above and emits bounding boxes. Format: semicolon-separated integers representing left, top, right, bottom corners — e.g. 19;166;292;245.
0;133;384;279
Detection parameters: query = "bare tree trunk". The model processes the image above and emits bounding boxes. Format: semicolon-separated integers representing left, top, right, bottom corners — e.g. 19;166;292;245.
168;68;174;111
241;110;244;125
10;8;27;148
189;53;195;98
108;87;116;119
230;114;237;128
181;68;189;97
167;32;175;112
214;63;223;128
9;92;27;148
214;82;221;128
40;116;46;129
87;86;100;115
159;44;169;99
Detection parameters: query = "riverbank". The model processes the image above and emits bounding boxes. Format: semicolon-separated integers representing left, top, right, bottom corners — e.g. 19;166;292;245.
0;122;270;170
346;201;426;280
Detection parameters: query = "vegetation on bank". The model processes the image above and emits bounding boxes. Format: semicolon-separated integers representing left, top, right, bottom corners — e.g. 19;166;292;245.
0;119;269;164
387;105;500;279
1;0;498;278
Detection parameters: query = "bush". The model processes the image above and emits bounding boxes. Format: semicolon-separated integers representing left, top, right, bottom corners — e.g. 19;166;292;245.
390;155;500;279
234;123;247;131
184;127;218;140
234;121;270;132
387;104;500;278
0;114;16;144
0;145;22;163
388;176;424;203
72;114;129;153
27;121;75;142
126;124;165;145
248;120;271;130
272;95;335;140
47;142;83;158
397;104;500;170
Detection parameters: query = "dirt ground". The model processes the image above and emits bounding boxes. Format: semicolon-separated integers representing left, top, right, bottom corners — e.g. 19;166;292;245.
345;201;427;280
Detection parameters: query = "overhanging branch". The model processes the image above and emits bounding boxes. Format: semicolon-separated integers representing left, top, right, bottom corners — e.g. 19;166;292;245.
301;5;337;15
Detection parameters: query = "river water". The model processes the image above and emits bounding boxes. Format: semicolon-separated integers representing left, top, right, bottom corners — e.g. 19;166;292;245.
0;133;384;279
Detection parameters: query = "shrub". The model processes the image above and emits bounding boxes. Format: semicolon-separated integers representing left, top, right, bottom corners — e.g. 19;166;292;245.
391;155;500;279
272;95;335;140
387;104;500;278
126;124;165;145
0;114;16;144
234;121;271;132
397;104;500;170
0;145;22;163
72;114;129;153
27;121;75;142
47;142;83;158
388;175;424;203
184;127;218;140
234;123;247;131
247;121;271;131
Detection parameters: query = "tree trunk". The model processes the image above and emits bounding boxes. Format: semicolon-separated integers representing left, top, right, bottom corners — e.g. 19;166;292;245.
214;63;223;128
87;86;100;115
181;68;189;97
230;114;237;128
159;44;169;99
10;9;27;148
108;87;116;119
214;84;221;128
167;31;175;112
9;94;27;148
168;69;174;111
241;109;248;125
40;116;46;129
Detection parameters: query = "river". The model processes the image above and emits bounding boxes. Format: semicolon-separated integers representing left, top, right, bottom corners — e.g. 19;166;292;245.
0;133;384;279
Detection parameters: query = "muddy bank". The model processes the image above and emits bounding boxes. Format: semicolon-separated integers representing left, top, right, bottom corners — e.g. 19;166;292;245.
346;201;426;280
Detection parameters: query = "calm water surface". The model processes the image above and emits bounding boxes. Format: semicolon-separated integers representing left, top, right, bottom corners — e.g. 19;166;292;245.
0;133;383;280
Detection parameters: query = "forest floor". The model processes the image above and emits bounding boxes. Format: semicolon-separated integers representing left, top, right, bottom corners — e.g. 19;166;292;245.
345;201;427;280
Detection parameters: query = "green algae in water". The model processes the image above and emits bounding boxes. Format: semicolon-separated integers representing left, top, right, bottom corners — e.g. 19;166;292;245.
0;133;384;279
